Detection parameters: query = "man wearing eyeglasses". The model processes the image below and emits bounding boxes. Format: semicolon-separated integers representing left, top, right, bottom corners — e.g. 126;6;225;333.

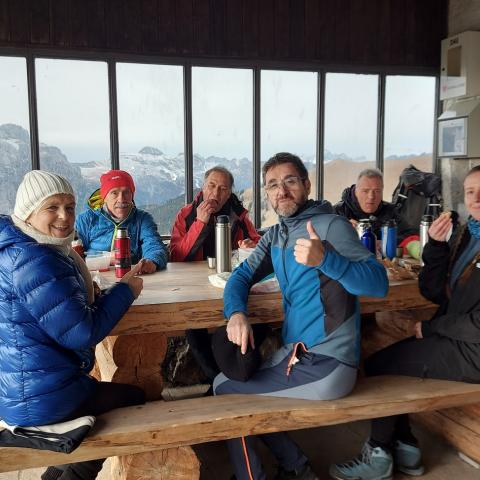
213;152;388;480
170;165;261;381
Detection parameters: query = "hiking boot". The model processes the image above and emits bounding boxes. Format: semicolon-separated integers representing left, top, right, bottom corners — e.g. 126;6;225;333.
329;442;393;480
394;440;425;476
274;461;319;480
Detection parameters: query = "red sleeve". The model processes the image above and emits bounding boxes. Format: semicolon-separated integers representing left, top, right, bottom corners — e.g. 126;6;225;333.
169;206;207;262
243;214;261;244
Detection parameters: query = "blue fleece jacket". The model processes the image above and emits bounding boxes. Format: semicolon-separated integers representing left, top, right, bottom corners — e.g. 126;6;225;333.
75;201;167;269
224;200;388;367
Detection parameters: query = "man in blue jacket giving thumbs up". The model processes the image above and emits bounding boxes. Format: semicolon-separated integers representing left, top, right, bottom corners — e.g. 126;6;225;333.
213;152;389;480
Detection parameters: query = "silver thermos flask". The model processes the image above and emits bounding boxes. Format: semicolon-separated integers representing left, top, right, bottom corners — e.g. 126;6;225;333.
215;215;232;273
419;214;433;265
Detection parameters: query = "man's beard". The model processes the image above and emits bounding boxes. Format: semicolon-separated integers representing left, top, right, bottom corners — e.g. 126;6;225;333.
273;194;307;217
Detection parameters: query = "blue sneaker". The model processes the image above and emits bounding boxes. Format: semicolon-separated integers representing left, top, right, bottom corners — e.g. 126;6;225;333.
329;442;393;480
394;440;425;476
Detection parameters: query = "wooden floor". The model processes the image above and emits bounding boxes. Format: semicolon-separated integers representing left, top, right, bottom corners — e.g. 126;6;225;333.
3;420;477;479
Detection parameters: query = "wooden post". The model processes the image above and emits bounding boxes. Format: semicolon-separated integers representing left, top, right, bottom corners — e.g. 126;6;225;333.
95;333;200;479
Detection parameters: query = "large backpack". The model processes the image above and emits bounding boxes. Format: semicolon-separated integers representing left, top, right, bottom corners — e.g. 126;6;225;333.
391;165;442;242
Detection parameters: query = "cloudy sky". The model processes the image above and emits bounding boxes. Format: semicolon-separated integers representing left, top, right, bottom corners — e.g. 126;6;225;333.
1;56;436;165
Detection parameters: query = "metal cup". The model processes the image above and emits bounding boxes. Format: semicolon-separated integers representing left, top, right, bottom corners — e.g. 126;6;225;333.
207;257;216;269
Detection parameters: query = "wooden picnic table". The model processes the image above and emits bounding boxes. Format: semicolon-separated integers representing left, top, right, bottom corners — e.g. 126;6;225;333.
94;261;434;480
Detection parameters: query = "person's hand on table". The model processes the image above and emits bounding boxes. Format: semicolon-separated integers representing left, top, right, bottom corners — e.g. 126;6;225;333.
120;261;144;299
428;213;452;242
138;259;156;275
238;238;256;249
227;312;254;354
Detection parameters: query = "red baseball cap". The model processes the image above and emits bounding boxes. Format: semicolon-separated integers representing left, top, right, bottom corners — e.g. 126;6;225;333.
100;170;135;199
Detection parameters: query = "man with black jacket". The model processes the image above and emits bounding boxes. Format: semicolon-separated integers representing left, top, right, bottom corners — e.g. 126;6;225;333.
334;168;398;238
330;165;480;480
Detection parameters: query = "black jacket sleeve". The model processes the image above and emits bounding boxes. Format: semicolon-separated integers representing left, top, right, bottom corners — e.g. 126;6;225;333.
418;238;450;304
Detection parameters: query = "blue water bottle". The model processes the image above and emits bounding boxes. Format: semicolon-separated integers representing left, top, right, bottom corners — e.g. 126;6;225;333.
361;226;376;254
381;219;397;259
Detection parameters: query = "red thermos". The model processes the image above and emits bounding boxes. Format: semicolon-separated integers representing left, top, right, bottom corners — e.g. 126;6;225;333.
71;238;85;259
114;227;131;278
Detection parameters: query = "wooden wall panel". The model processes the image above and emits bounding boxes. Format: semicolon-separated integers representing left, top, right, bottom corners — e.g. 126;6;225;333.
29;0;50;45
175;0;193;55
211;0;226;57
304;0;319;60
349;0;378;66
274;0;290;58
87;0;106;48
258;0;274;58
226;0;243;57
8;0;29;44
317;0;336;62
389;0;407;66
242;0;258;58
334;0;351;63
51;0;70;47
404;0;417;65
70;1;90;48
123;0;142;52
289;0;304;59
0;0;448;71
0;0;10;42
377;0;391;66
192;0;210;56
157;0;176;55
141;0;159;51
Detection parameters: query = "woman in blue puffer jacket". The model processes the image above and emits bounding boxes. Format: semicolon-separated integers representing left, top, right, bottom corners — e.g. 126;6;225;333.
0;170;145;480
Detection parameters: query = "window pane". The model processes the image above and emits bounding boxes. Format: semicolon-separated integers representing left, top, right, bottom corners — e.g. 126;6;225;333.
192;67;253;219
261;70;317;227
0;56;30;214
324;73;378;206
35;59;110;212
117;63;185;235
384;76;436;200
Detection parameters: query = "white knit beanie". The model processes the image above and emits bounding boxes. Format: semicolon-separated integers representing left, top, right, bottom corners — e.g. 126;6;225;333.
14;170;75;221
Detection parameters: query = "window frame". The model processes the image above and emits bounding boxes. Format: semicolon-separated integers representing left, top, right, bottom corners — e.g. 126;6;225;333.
0;48;440;235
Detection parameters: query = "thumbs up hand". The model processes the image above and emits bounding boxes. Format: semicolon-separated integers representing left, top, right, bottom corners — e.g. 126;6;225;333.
294;220;325;267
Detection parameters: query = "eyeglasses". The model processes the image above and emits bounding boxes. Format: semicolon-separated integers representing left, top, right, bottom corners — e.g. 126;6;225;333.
264;176;305;193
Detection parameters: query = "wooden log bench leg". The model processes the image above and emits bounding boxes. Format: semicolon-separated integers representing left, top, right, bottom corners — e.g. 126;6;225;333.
95;333;200;480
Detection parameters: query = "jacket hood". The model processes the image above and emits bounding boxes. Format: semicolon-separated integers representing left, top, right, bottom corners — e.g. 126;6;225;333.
340;185;364;216
87;188;103;210
0;215;31;251
281;199;334;226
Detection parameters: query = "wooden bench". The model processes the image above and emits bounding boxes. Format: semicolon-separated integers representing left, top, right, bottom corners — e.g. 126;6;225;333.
3;375;480;474
87;267;437;479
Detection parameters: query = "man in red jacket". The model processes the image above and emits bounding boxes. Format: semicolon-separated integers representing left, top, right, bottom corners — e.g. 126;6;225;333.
170;166;261;381
170;166;260;262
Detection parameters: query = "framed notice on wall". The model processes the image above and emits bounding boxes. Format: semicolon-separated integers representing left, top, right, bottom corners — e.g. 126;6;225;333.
438;117;467;157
